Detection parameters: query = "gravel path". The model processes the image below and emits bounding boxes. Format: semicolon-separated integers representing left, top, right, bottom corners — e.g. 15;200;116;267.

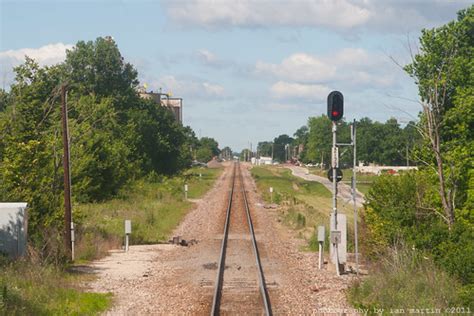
84;162;360;315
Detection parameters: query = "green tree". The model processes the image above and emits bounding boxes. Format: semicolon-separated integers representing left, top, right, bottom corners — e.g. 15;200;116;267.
257;141;273;157
405;5;474;226
273;134;294;162
198;137;220;159
65;37;138;100
305;115;332;166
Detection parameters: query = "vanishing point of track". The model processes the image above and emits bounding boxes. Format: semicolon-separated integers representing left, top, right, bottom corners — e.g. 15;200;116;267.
211;162;272;315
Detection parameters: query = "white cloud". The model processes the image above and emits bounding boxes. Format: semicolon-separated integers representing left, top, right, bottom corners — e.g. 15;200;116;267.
202;82;225;96
0;43;73;86
162;0;371;29
270;81;330;100
146;75;226;99
256;53;336;82
256;48;396;89
161;0;468;32
197;49;218;64
0;43;73;66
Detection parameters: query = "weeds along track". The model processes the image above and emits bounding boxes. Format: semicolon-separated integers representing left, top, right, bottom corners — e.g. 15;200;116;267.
211;162;272;315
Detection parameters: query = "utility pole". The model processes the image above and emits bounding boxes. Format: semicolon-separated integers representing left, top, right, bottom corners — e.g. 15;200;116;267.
61;85;73;260
406;143;409;167
250;142;253;160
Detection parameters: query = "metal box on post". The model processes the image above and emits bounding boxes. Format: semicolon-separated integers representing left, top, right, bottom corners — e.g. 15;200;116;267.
0;203;28;257
329;213;347;264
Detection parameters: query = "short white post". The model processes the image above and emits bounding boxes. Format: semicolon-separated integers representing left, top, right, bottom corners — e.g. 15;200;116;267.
125;220;131;252
269;187;273;204
184;184;188;200
71;222;75;261
318;226;325;269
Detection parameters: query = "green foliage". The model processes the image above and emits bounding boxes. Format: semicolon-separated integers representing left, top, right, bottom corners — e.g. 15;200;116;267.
404;5;473;216
65;37;138;99
0;37;200;259
194;137;220;162
363;172;474;299
0;259;111;315
272;134;294;162
196;146;213;163
304;115;332;165
257;141;273;157
349;247;468;312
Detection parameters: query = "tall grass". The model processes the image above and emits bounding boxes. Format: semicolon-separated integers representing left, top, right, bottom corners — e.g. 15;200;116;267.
0;256;111;315
74;167;222;261
348;246;467;312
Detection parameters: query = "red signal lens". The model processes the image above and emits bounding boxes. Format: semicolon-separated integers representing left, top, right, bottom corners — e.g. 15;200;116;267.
332;111;339;116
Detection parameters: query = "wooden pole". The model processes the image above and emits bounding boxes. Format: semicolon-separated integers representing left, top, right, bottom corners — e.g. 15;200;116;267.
61;85;72;259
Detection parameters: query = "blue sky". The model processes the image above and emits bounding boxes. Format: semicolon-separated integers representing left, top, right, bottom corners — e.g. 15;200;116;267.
0;0;470;150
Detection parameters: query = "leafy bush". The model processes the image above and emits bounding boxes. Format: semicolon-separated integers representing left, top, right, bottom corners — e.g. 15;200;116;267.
362;172;474;307
349;246;468;311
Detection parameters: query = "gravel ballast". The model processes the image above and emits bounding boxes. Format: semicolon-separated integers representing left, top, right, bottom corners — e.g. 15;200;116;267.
85;162;358;315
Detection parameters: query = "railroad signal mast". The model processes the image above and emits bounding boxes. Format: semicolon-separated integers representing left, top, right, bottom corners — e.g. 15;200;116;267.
327;91;344;275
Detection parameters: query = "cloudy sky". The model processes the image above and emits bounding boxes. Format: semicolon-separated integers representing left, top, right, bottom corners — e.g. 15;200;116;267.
0;0;470;150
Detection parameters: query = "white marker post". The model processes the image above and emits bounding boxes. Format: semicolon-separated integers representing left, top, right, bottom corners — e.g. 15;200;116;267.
318;226;325;269
269;187;273;204
71;222;75;261
125;220;131;252
184;184;188;200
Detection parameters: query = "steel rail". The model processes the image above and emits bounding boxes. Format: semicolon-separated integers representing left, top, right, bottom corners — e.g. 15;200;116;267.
210;162;236;315
239;164;272;316
210;162;272;316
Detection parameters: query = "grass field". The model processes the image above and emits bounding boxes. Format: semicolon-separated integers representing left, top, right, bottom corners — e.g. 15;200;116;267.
74;167;222;261
0;258;111;315
251;166;361;251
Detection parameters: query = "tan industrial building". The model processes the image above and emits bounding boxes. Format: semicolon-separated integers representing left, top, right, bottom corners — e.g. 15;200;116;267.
138;87;183;123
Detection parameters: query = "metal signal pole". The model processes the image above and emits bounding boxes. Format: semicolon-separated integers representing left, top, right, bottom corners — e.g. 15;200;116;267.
61;85;73;260
331;121;340;276
351;120;359;275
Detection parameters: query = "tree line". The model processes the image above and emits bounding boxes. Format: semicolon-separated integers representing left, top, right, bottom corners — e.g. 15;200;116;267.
0;37;220;256
258;116;420;167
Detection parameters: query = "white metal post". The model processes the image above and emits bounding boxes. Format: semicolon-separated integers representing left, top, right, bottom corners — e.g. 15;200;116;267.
125;220;131;252
318;226;325;270
71;222;75;261
319;242;323;269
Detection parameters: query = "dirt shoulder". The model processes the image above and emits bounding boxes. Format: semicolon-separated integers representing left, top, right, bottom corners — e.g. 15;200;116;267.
84;162;358;315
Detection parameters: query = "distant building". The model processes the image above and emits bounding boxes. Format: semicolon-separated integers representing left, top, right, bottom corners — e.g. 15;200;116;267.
138;87;183;123
254;156;273;165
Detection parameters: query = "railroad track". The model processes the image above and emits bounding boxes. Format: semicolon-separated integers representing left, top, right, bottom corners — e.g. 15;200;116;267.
211;161;272;315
